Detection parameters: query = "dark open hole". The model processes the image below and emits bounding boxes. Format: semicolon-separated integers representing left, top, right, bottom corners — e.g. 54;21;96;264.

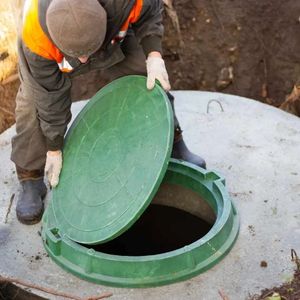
90;204;214;256
0;282;47;300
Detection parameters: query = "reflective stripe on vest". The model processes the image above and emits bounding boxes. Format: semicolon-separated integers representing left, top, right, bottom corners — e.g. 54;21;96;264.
58;58;73;73
112;0;144;43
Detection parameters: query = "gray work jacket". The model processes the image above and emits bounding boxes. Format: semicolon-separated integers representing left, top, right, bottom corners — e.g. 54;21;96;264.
19;0;164;150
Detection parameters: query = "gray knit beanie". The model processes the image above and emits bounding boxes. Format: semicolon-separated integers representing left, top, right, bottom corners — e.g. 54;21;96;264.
46;0;107;57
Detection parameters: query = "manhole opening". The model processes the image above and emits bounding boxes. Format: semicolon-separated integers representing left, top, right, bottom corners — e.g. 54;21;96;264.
91;204;214;255
87;183;217;256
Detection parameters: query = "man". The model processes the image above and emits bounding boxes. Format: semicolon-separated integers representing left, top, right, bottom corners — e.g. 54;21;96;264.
11;0;206;225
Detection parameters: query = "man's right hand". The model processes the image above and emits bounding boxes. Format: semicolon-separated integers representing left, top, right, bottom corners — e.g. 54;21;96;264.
45;150;63;188
146;52;171;91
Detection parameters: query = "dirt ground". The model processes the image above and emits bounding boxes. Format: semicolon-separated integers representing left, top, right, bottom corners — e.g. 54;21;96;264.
0;81;17;133
248;250;300;300
1;0;300;134
163;0;300;106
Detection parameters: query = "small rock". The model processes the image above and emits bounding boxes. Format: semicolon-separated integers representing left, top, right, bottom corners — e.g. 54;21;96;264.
260;260;268;268
216;67;234;90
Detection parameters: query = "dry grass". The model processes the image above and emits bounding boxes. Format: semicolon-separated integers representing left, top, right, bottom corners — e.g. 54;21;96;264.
0;0;23;133
0;1;19;82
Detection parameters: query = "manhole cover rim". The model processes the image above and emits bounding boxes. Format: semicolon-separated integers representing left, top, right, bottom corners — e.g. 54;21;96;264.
42;159;240;287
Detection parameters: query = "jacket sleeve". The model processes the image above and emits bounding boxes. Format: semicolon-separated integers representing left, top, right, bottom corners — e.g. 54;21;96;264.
132;0;164;56
21;43;72;151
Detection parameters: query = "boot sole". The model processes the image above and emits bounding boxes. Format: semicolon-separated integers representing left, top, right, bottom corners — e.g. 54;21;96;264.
16;191;47;225
16;202;44;225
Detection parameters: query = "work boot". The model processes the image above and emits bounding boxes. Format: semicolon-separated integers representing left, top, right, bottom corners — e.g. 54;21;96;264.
16;179;47;225
166;92;207;169
171;127;207;169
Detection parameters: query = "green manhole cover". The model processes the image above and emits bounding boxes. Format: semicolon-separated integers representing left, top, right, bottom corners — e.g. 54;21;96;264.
42;76;239;288
51;75;174;245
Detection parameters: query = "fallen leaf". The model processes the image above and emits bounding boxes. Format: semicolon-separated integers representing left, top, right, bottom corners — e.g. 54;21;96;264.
279;85;300;116
266;292;281;300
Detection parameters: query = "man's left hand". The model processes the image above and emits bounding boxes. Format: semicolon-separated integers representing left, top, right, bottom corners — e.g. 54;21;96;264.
45;150;63;188
146;52;171;91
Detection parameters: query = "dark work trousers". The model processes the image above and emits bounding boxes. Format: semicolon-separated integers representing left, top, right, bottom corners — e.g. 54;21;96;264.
11;34;179;178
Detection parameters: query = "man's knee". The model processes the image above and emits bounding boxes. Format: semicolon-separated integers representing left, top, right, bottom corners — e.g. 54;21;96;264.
12;84;47;171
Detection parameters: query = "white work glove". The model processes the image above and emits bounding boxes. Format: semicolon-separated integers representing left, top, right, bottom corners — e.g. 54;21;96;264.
45;150;63;188
146;56;171;91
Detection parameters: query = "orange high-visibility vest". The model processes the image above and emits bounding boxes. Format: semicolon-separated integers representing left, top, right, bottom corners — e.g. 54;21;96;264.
22;0;143;71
